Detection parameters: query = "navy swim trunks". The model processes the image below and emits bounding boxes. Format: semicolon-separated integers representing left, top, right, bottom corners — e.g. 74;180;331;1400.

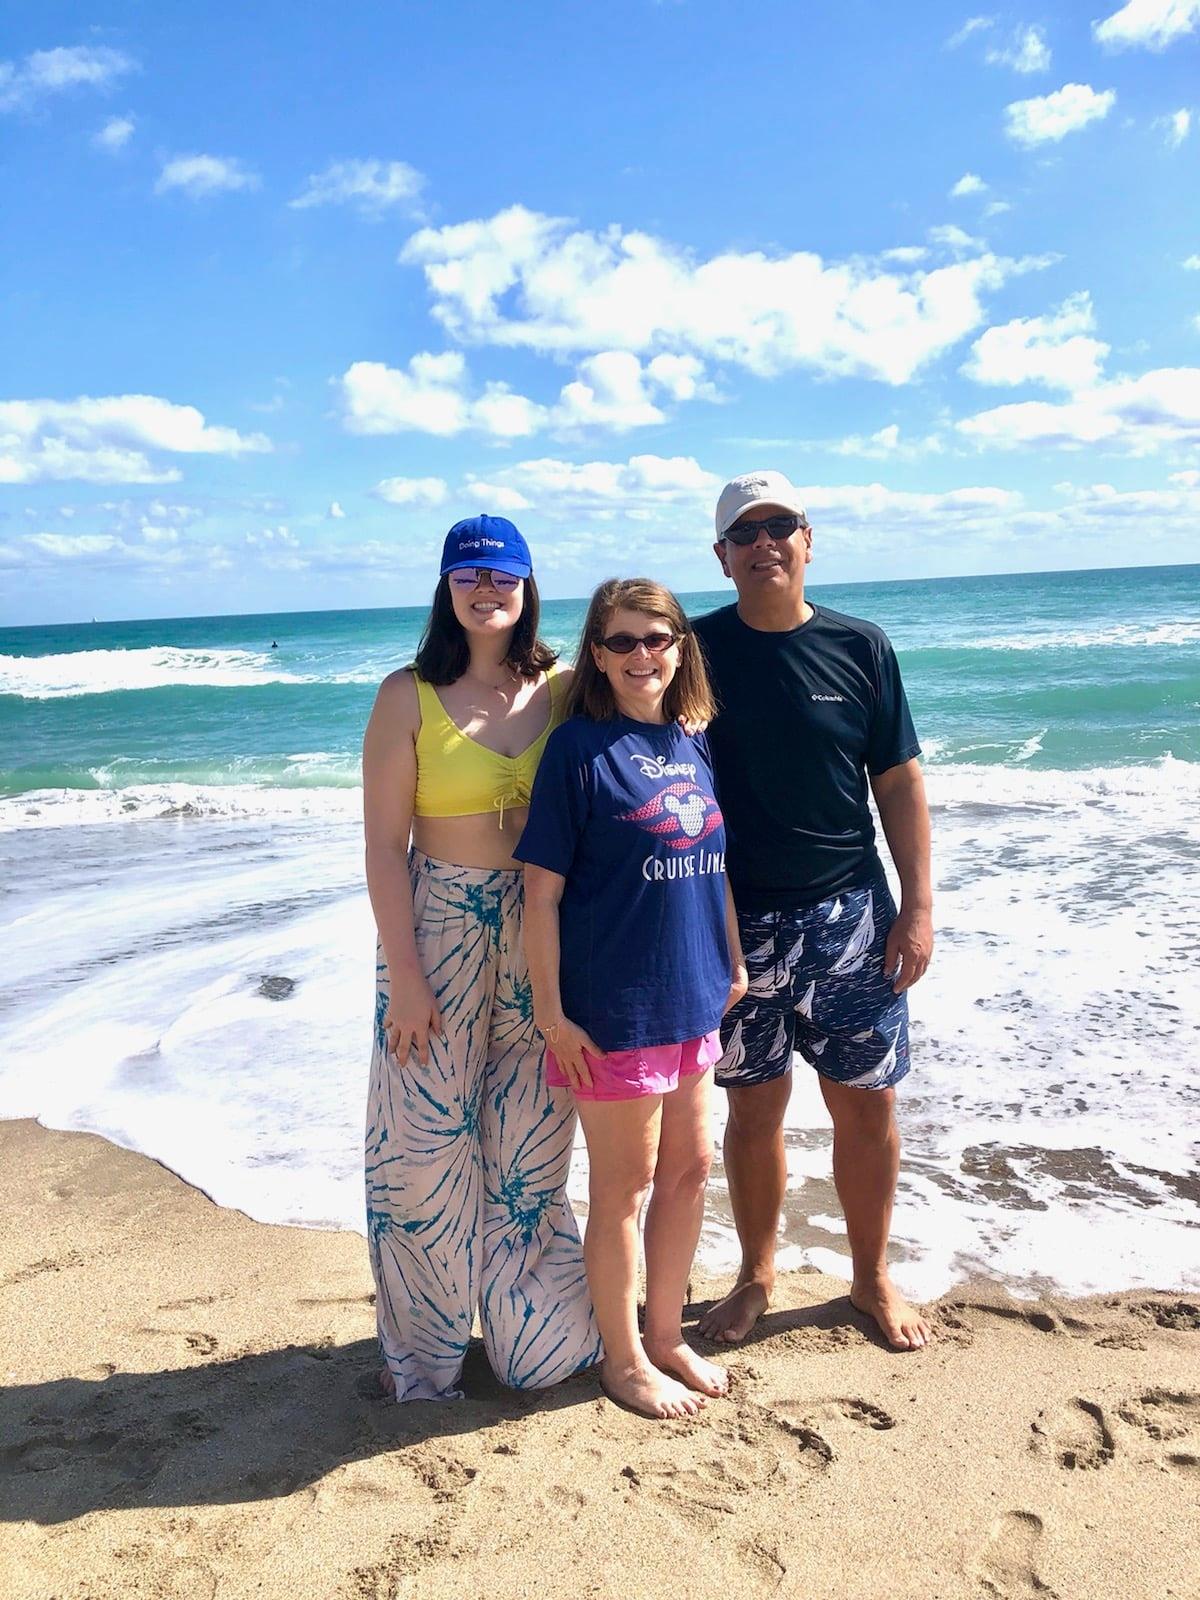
716;877;910;1091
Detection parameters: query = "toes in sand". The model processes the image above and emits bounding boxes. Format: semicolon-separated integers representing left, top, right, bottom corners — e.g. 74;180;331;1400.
644;1339;729;1397
696;1280;771;1345
600;1361;707;1420
850;1276;932;1351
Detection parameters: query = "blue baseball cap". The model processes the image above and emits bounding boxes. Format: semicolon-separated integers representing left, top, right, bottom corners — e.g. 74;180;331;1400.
439;514;532;580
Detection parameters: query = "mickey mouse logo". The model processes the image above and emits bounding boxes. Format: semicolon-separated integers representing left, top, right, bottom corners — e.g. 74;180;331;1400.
619;781;723;850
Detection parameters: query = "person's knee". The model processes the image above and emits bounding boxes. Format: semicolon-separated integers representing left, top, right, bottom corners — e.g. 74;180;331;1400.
826;1082;897;1143
725;1079;790;1143
655;1142;712;1199
589;1161;654;1218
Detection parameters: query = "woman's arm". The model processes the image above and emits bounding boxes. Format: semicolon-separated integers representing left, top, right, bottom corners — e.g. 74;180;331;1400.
362;671;442;1064
522;863;601;1090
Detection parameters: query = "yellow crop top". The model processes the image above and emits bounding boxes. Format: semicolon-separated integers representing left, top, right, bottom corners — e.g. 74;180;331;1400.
412;665;567;825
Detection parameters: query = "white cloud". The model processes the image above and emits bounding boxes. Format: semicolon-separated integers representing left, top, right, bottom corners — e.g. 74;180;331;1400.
963;293;1110;390
328;501;346;519
155;155;260;199
373;476;450;506
983;200;1013;218
987;25;1051;72
93;115;134;152
340;347;716;441
0;395;271;484
289;159;424;216
802;482;1021;524
1159;108;1192;147
928;224;984;252
0;45;135;113
1094;0;1200;50
399;205;1041;387
824;424;945;459
338;353;539;438
1184;255;1200;270
958;366;1200;452
555;351;665;430
1005;84;1116;146
459;480;532;513
946;16;996;47
950;173;988;199
480;454;721;512
882;246;929;264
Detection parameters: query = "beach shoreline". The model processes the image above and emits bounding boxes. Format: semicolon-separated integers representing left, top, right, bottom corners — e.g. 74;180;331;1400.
3;1118;1197;1600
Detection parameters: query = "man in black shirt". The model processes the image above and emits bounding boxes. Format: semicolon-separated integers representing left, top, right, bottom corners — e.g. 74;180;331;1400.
693;470;933;1351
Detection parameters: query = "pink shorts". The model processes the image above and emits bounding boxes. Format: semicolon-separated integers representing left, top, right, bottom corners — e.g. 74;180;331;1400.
546;1029;722;1102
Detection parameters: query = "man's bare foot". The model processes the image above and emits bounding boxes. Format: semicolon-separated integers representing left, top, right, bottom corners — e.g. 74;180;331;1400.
599;1358;707;1419
644;1337;729;1397
696;1278;771;1344
850;1273;932;1350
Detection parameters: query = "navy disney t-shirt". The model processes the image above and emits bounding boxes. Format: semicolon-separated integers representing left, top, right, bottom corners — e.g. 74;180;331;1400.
514;715;731;1054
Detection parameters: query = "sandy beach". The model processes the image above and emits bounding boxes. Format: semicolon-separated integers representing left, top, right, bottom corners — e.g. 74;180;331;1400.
2;1120;1197;1600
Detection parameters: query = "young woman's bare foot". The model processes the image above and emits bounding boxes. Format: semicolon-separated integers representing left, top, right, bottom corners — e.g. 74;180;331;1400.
378;1366;396;1397
850;1272;932;1350
599;1358;707;1419
696;1277;771;1344
644;1337;729;1397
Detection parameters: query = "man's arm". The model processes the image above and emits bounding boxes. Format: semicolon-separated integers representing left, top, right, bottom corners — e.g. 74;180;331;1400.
869;757;933;994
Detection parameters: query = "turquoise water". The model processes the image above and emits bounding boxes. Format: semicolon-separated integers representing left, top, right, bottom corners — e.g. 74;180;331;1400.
2;564;1198;797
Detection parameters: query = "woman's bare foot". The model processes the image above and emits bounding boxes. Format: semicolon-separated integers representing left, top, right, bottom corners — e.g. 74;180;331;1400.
696;1277;771;1344
644;1337;729;1397
599;1358;707;1419
850;1272;932;1350
378;1366;396;1397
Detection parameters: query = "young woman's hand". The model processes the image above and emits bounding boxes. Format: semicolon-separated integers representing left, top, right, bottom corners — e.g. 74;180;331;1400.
724;960;749;1015
677;714;709;736
383;970;444;1067
537;1016;601;1091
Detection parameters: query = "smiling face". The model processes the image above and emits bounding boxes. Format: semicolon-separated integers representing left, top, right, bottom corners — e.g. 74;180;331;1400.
713;503;813;600
447;568;525;640
591;606;681;724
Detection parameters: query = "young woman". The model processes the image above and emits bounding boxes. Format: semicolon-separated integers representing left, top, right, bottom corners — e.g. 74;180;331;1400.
516;579;747;1420
362;515;601;1401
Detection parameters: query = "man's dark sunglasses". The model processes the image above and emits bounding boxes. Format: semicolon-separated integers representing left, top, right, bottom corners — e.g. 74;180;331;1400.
598;630;678;655
722;514;807;546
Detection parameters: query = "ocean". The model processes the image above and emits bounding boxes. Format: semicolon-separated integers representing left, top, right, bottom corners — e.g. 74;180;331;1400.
2;563;1198;1302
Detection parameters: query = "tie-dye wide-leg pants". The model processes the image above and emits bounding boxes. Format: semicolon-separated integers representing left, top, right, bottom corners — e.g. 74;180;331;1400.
365;849;601;1401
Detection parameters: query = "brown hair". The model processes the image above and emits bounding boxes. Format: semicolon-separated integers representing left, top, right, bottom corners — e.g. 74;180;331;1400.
565;577;716;725
413;574;558;685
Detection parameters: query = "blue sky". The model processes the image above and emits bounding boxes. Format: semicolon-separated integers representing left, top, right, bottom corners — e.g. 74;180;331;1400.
2;0;1199;623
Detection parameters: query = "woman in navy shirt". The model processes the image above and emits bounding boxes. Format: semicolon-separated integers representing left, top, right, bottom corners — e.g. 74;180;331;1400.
517;579;747;1419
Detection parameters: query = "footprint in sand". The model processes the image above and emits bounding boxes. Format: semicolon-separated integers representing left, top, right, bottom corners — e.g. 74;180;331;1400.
620;1409;830;1525
774;1395;897;1454
134;1327;220;1358
1118;1389;1200;1474
1126;1298;1200;1332
975;1510;1059;1599
1030;1398;1115;1471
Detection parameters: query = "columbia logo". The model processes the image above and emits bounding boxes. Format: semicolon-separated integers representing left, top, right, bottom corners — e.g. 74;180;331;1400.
811;693;845;702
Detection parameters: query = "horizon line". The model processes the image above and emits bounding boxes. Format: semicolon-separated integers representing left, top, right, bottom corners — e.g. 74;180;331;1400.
4;558;1198;633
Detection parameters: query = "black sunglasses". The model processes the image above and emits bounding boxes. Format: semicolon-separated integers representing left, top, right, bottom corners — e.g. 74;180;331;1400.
722;514;807;546
597;630;678;655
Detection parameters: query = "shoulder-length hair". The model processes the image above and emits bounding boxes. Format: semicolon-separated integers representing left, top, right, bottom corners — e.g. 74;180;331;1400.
413;574;558;685
565;577;716;726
